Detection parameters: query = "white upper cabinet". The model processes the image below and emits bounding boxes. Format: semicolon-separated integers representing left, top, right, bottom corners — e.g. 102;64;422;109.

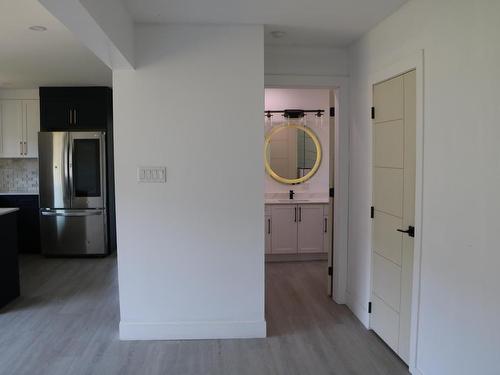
24;100;40;158
0;99;40;158
0;100;23;157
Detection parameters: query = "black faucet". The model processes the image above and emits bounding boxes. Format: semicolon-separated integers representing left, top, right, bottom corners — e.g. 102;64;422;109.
289;190;295;200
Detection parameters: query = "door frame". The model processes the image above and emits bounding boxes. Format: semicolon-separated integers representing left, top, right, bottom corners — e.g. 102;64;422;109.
368;50;424;373
264;74;350;304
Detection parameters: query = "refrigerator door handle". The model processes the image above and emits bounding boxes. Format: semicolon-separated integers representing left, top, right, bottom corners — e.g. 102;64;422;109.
68;134;74;199
66;132;71;206
41;210;103;217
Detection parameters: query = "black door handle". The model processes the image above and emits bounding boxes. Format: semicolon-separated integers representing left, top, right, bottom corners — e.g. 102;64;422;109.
397;226;415;238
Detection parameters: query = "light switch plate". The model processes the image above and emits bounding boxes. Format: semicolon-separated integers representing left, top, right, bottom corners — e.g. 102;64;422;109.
137;166;166;183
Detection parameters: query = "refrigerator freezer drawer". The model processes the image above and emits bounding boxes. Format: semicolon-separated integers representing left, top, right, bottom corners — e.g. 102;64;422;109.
40;209;107;255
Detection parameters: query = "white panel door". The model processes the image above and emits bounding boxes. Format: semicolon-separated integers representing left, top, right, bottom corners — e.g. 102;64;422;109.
270;205;297;254
0;100;23;157
399;70;416;361
371;70;416;363
23;100;40;158
297;204;324;253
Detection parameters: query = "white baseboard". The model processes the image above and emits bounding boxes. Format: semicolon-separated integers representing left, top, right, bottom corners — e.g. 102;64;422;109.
120;320;267;341
265;252;328;262
409;366;424;375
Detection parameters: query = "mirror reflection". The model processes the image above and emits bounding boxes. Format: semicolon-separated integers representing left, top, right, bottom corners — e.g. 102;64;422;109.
265;125;321;183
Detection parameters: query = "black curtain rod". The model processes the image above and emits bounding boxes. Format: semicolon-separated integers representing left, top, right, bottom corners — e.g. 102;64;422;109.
265;109;325;119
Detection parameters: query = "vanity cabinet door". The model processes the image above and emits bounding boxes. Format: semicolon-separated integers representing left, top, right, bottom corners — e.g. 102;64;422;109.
298;204;325;253
270;205;298;254
265;215;272;254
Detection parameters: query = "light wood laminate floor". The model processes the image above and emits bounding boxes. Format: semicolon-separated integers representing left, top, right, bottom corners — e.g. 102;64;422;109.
0;256;409;375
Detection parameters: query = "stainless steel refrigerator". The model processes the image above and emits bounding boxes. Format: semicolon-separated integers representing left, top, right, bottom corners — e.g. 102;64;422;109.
38;131;108;255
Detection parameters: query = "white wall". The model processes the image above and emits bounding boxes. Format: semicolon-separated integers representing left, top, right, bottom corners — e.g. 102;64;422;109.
348;0;500;374
264;88;329;195
0;89;38;100
113;24;265;340
265;45;349;77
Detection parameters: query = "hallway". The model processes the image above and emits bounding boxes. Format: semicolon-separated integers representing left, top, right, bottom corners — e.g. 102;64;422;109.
0;257;408;375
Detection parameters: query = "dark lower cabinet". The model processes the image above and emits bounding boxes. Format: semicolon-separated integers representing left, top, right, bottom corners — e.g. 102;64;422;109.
0;195;40;254
0;211;20;309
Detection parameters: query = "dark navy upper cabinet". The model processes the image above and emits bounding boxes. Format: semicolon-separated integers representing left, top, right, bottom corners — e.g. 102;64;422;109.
40;87;112;131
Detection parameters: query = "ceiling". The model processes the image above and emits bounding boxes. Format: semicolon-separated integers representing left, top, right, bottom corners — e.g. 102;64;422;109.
122;0;409;47
0;0;408;88
0;0;111;89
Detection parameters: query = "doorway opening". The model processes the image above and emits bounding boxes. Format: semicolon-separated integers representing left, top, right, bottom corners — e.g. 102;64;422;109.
263;87;341;335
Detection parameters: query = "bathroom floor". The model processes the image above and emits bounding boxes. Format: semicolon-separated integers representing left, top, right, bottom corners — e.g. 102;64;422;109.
0;257;408;375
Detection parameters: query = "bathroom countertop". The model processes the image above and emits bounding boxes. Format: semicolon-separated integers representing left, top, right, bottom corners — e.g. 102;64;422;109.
0;208;20;216
265;198;329;205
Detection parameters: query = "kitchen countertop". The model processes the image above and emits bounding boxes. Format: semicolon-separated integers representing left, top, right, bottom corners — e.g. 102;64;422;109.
0;208;20;216
265;198;329;205
0;192;38;195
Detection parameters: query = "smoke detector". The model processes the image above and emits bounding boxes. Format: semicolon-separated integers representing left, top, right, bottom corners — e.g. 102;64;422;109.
270;30;286;39
29;25;47;32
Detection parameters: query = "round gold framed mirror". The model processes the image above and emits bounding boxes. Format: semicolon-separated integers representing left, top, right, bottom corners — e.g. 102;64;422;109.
264;124;322;185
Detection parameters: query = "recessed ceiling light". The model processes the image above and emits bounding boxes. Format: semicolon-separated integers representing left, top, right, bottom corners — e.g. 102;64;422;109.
270;30;286;39
29;25;47;32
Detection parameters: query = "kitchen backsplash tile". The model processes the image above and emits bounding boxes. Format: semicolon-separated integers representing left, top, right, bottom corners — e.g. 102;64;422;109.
0;159;39;193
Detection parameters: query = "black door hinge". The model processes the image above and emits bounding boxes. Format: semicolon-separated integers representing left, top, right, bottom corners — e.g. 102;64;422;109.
371;107;375;120
368;302;372;314
330;107;335;117
328;266;333;276
329;187;335;198
370;206;374;219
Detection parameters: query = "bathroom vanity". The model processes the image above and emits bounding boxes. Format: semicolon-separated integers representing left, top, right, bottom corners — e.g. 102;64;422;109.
263;115;332;262
265;199;329;259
